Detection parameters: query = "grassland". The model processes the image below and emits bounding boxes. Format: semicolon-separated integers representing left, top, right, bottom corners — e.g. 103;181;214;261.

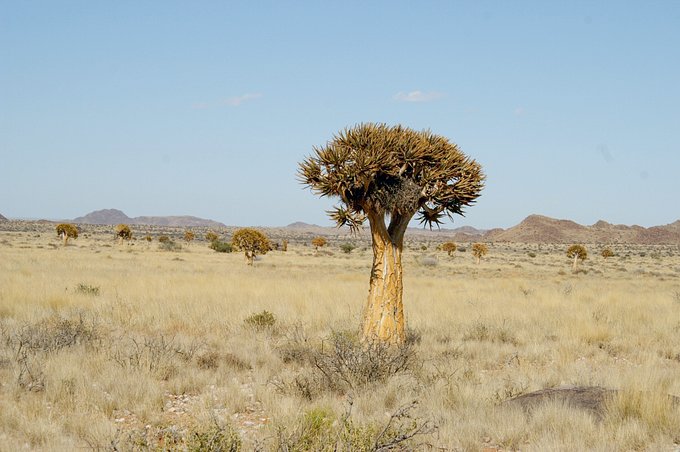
1;225;679;451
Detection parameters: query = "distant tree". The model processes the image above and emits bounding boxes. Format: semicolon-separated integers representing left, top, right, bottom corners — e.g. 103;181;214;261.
311;236;327;250
567;244;588;269
144;234;153;243
232;228;271;265
115;224;132;244
601;248;615;259
158;235;170;244
56;223;78;246
340;242;356;254
472;243;488;264
441;242;457;256
299;123;484;344
184;230;195;243
205;231;219;243
281;239;288;252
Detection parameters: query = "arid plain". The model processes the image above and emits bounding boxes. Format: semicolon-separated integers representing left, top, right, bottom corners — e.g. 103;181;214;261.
1;222;679;451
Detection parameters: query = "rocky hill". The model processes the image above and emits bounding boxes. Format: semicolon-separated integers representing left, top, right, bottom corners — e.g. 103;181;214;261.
483;215;680;244
73;209;226;228
0;213;7;222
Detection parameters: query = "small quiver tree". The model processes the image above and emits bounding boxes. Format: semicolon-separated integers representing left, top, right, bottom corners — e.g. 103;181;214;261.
56;223;78;246
441;241;457;257
299;123;484;345
115;224;132;244
205;231;219;244
471;243;488;264
311;236;327;251
281;239;288;252
184;230;195;244
567;244;587;269
231;228;271;266
601;248;615;259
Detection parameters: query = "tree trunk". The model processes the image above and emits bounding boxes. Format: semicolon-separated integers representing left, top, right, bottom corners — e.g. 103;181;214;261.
361;211;407;345
61;232;68;246
572;254;578;269
245;250;254;266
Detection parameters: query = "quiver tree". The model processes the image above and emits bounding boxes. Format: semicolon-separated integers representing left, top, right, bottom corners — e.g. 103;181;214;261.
601;248;615;259
184;230;195;243
299;123;484;344
471;243;488;264
311;236;327;251
205;231;219;243
56;223;78;246
231;228;271;265
115;224;132;244
441;242;457;256
567;244;587;269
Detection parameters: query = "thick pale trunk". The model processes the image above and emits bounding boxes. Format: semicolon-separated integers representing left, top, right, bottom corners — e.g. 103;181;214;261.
61;232;68;246
361;212;406;345
572;254;578;269
245;250;254;266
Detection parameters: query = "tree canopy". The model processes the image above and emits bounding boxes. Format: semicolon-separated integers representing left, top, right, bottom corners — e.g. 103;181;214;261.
232;228;271;265
299;123;484;234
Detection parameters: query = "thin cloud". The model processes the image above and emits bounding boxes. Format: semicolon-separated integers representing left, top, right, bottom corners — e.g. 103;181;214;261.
224;93;263;107
513;107;525;116
393;90;444;103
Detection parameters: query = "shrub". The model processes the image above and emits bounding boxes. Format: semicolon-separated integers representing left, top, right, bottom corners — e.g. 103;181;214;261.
186;419;241;452
205;231;219;243
159;240;182;252
144;235;153;242
209;240;232;253
311;331;418;392
158;235;170;244
340;242;356;254
75;283;100;296
244;310;276;330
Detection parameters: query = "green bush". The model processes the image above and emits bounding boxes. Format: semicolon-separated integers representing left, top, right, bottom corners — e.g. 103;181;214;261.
244;310;276;330
340;242;356;254
209;240;232;253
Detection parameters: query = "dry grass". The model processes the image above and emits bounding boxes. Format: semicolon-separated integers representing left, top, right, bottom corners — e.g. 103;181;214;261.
0;226;679;450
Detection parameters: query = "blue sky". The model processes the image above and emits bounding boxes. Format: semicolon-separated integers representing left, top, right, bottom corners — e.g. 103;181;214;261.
1;1;679;228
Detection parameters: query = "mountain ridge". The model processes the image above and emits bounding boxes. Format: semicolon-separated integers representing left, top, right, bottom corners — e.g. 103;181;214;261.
73;209;226;228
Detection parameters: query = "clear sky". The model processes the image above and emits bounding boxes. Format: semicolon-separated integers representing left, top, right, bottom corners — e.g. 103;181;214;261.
2;1;679;229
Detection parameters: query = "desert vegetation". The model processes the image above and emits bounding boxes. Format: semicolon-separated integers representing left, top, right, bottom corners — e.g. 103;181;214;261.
0;224;679;450
567;244;588;270
472;242;489;264
441;241;457;256
55;223;78;246
231;228;271;266
115;224;132;244
299;123;484;345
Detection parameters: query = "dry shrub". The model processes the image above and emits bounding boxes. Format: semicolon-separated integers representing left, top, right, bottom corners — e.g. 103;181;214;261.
312;330;419;393
275;401;434;451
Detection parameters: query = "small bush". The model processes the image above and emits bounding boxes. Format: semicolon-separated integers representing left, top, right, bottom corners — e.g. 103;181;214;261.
312;330;418;392
340;242;356;254
186;419;241;452
159;240;182;252
527;252;537;258
209;240;232;253
244;310;276;330
75;283;100;296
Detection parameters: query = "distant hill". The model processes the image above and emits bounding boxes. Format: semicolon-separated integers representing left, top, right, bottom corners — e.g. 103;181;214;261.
73;209;226;228
483;215;680;244
0;213;7;222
